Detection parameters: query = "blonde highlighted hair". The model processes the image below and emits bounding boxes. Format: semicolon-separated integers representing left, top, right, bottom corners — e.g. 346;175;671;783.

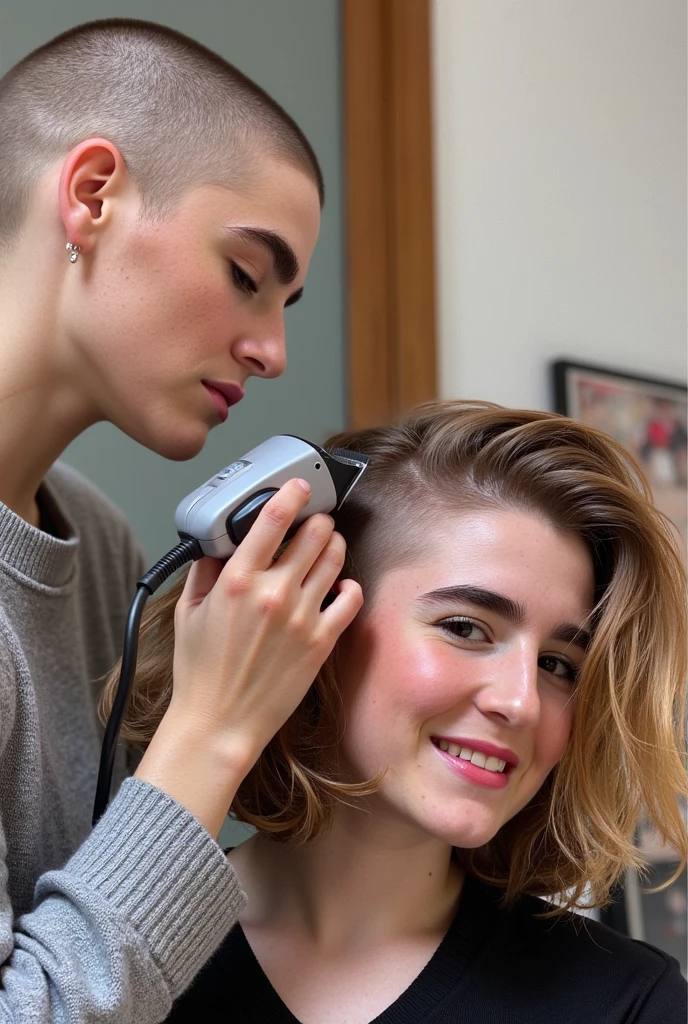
101;401;688;912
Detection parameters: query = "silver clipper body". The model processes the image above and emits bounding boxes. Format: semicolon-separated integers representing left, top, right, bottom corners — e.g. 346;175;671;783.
174;434;369;559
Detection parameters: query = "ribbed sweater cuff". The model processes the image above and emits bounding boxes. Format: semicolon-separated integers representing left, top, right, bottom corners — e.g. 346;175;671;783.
66;777;247;996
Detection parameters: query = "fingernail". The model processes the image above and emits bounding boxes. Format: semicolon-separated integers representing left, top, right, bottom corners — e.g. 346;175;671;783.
297;479;311;494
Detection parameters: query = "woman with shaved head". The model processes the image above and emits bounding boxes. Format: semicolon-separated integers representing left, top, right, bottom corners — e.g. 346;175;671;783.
0;19;361;1021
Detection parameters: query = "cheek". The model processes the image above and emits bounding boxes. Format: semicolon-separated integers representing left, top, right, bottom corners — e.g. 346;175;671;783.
113;226;231;342
395;644;471;720
342;639;471;759
533;693;575;772
136;247;229;339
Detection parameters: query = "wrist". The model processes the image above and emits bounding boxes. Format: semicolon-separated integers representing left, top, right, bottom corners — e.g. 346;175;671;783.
134;708;258;839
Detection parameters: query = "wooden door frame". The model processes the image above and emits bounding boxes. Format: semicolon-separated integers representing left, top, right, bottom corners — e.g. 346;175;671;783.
342;0;437;429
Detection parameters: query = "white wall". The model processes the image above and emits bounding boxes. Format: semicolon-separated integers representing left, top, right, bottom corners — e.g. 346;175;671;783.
432;0;687;411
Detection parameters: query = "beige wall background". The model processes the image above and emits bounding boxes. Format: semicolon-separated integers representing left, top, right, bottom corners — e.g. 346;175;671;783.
432;0;687;410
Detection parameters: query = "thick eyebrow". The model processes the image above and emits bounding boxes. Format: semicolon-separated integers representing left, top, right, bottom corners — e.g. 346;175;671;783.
418;585;527;626
225;226;300;287
549;622;593;653
417;585;592;652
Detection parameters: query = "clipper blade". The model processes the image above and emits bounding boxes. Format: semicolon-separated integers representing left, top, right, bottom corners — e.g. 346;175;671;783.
330;446;370;466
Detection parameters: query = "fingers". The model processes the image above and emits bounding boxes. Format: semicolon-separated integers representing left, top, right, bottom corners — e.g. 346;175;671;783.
178;556;224;611
273;510;337;582
299;527;346;597
206;480;359;641
318;577;364;640
300;534;363;646
227;478;312;573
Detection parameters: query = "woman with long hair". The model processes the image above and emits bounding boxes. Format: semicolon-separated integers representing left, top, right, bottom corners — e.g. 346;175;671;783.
103;400;688;1023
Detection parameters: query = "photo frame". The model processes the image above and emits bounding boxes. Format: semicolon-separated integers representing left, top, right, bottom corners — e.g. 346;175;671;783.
554;360;687;552
553;359;687;974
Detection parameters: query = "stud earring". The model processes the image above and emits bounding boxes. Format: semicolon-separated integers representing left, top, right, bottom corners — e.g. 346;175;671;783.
66;242;82;264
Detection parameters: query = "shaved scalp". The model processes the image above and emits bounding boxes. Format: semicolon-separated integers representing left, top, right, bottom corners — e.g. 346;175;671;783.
0;18;324;240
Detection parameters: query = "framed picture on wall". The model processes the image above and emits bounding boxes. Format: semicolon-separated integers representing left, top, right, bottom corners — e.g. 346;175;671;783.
553;360;687;552
553;359;687;975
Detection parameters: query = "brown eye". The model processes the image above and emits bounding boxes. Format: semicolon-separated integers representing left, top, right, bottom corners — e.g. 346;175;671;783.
439;618;488;642
539;654;579;684
230;262;258;295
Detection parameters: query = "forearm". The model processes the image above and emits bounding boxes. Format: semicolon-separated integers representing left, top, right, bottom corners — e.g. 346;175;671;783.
0;779;245;1023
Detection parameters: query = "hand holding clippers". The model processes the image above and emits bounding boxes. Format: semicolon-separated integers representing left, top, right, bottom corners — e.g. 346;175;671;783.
93;436;369;825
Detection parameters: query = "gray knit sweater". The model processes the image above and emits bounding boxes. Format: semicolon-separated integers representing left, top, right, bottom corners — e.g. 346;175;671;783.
0;463;245;1021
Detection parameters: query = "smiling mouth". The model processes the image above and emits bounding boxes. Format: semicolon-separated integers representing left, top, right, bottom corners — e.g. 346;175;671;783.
432;739;508;774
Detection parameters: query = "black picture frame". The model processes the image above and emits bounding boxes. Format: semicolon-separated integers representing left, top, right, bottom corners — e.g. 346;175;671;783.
553;360;687;415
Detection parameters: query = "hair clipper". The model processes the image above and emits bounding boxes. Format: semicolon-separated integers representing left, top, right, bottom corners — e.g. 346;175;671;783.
174;434;369;559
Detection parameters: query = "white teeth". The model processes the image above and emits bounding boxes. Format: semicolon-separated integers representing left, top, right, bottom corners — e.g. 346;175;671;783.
435;740;508;773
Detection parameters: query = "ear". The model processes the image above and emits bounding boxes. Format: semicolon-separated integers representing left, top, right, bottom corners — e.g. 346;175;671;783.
58;138;130;252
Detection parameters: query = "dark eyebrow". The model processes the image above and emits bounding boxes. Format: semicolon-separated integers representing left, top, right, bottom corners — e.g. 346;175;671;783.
418;586;527;626
417;585;592;653
550;622;593;653
225;226;300;287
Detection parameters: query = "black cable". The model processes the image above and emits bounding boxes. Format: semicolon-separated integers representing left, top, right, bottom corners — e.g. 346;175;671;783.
92;536;202;826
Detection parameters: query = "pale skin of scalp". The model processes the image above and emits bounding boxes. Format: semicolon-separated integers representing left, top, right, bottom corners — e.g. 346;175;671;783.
228;509;594;1024
0;138;363;839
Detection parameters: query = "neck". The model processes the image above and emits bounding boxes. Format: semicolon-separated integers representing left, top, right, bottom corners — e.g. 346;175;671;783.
0;227;97;525
231;801;463;951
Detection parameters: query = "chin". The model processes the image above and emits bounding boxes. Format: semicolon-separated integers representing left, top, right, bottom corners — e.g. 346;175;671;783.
140;421;209;462
421;809;502;851
158;435;208;461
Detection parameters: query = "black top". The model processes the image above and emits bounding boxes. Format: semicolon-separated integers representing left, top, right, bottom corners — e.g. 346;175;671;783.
168;873;687;1022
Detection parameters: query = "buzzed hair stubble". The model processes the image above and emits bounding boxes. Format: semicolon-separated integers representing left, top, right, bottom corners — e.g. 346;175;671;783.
0;18;324;240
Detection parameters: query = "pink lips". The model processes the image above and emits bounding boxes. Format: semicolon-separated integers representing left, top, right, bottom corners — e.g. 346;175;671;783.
431;736;519;791
202;380;244;423
433;744;510;789
432;737;519;768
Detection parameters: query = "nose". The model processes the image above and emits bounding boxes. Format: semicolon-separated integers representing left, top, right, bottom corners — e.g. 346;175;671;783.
231;317;287;380
474;642;541;730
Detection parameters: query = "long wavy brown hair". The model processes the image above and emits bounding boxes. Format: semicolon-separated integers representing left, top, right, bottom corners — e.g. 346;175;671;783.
101;401;688;912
